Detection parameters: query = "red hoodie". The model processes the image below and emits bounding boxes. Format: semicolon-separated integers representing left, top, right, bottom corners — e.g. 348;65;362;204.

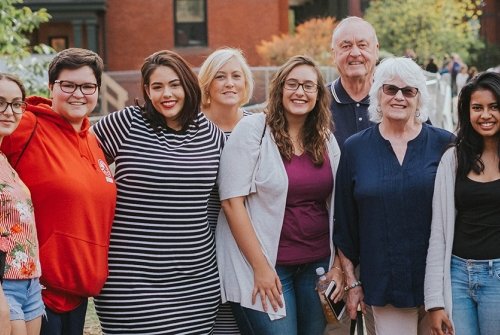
1;96;117;313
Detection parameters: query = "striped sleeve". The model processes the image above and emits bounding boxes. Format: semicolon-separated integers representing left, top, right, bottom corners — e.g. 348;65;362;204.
93;106;136;160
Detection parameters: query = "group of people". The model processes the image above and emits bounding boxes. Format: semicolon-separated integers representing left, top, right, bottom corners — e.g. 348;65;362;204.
0;15;498;335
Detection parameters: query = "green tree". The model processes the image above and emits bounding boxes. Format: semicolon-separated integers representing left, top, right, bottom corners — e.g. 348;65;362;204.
364;0;484;66
0;0;53;95
256;17;337;66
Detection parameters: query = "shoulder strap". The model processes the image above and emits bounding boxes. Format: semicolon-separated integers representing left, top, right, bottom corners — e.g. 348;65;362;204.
259;122;267;145
13;116;38;169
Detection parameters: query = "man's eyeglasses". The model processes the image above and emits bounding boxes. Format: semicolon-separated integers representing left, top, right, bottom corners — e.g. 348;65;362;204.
0;100;27;115
382;84;419;98
284;80;318;93
54;80;98;95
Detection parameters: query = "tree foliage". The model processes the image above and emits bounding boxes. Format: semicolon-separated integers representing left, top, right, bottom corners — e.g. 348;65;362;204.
364;0;484;65
256;17;337;66
0;0;53;95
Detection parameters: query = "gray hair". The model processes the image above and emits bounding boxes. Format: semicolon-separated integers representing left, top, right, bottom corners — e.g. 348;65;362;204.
331;16;378;49
368;57;430;123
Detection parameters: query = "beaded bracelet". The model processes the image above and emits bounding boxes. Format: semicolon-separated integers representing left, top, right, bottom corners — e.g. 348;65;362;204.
344;280;362;292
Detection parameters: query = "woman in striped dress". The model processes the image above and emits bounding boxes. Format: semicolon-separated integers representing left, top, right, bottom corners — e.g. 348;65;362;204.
93;50;225;334
198;48;254;335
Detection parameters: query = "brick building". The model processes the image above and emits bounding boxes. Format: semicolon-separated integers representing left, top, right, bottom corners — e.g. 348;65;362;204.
26;0;290;69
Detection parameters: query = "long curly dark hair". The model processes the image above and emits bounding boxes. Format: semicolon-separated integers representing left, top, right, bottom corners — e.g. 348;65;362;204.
139;50;201;132
265;55;333;165
455;71;500;178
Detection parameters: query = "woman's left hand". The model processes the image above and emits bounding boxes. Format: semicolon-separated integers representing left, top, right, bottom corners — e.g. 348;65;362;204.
326;267;344;303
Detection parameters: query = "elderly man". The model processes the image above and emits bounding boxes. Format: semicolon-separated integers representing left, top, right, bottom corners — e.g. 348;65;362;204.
327;16;379;335
328;16;430;335
328;16;379;150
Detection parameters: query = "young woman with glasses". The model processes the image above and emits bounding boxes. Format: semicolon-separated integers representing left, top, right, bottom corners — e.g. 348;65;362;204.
333;57;454;335
1;48;117;335
0;73;43;335
215;55;343;334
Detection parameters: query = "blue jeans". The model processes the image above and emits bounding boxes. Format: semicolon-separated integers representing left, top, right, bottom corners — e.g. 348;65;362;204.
451;255;500;335
2;278;45;321
40;298;88;335
231;258;328;335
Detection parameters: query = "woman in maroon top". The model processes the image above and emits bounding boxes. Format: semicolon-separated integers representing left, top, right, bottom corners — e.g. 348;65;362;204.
217;55;343;335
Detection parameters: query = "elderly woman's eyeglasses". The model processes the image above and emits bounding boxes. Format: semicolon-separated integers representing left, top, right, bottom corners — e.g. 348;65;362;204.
382;84;418;98
54;80;98;95
0;100;27;115
284;80;318;93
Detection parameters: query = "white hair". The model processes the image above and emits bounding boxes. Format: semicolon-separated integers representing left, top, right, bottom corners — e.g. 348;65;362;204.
368;57;430;123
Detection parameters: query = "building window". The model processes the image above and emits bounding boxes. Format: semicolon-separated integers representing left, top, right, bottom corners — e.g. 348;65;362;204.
174;0;207;47
49;36;69;52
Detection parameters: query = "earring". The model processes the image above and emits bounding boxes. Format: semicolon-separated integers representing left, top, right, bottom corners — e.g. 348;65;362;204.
415;110;421;118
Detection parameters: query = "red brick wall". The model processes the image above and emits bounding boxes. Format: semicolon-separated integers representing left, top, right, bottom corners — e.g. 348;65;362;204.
105;0;288;71
105;0;174;71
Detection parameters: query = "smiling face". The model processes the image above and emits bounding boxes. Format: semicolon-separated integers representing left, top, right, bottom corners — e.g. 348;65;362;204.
379;77;419;124
145;65;185;130
208;57;246;109
50;66;99;131
0;79;24;140
332;20;379;81
282;64;318;122
469;89;499;141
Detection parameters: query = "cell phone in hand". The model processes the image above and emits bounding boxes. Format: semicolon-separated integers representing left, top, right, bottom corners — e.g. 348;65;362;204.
324;280;346;320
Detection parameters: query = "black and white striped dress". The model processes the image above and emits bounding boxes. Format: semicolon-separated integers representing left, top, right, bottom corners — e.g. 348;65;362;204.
93;107;225;334
207;109;252;335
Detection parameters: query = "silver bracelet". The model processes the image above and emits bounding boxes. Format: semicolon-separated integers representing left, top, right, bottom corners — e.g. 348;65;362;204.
344;280;362;291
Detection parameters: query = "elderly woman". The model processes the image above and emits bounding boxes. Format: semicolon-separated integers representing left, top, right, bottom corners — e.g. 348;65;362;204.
198;47;254;335
334;57;454;335
216;55;342;335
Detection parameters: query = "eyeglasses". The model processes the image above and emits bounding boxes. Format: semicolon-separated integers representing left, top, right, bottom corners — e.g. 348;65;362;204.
0;100;27;115
382;84;419;98
284;80;318;93
54;80;98;95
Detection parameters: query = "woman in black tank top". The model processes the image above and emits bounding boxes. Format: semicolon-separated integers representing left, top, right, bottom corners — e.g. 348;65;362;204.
425;71;500;335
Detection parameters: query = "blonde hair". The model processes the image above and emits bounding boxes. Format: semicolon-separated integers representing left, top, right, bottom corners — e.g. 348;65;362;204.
198;47;254;109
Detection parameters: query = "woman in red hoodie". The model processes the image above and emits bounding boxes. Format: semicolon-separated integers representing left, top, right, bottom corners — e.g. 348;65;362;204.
1;48;117;335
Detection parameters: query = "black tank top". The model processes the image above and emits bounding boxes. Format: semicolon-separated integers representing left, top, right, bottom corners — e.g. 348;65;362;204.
453;177;500;259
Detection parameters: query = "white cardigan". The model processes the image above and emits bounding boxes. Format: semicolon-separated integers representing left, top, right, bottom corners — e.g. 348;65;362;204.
215;113;340;319
424;147;457;325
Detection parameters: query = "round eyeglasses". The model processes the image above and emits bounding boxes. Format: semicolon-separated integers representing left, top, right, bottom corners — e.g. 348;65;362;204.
0;100;27;115
284;80;319;93
54;80;98;95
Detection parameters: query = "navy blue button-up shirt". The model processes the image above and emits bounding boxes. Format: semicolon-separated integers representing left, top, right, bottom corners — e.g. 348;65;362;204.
333;124;454;308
